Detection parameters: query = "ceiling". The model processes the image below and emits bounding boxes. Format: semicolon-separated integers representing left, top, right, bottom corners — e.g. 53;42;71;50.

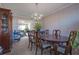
1;3;73;19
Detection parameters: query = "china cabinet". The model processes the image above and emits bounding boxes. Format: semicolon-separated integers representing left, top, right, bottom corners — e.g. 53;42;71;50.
0;8;12;53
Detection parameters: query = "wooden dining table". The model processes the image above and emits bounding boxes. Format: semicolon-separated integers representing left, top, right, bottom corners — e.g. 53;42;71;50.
40;35;68;54
41;35;68;43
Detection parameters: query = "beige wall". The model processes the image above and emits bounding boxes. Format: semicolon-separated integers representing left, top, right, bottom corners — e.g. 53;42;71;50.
42;4;79;36
13;16;34;31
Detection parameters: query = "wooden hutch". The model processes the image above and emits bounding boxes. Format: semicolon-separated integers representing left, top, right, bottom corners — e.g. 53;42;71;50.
0;8;12;54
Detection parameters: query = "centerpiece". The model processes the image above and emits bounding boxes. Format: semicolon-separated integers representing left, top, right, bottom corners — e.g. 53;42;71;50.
34;20;42;31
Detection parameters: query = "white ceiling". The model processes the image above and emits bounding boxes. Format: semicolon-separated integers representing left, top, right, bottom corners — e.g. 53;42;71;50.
1;3;73;19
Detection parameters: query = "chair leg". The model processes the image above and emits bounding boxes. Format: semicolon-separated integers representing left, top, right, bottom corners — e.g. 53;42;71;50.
28;40;30;48
50;49;52;55
35;47;38;55
41;48;43;55
30;42;32;51
70;49;72;55
70;51;72;55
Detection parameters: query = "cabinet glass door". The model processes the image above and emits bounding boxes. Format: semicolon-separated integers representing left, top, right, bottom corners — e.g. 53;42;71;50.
2;15;8;33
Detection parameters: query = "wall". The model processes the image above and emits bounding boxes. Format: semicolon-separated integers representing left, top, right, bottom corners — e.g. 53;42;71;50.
13;16;34;31
42;4;79;36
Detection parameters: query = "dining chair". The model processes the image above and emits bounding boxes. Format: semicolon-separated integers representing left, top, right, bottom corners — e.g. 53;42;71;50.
50;29;61;55
28;30;36;50
34;31;51;55
52;29;61;39
45;30;49;37
50;43;58;55
57;31;77;55
39;31;45;37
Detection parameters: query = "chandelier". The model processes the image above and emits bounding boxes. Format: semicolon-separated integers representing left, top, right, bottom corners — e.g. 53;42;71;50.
31;3;43;21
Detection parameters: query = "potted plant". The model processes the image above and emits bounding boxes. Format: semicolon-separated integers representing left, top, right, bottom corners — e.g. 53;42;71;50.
34;21;42;31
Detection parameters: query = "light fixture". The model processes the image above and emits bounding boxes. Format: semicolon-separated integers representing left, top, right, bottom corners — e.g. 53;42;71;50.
31;3;43;21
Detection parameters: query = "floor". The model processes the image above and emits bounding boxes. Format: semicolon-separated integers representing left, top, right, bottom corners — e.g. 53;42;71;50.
5;36;34;55
5;36;50;55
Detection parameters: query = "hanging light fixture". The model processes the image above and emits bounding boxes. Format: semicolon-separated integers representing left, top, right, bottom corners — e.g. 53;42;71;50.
31;3;43;21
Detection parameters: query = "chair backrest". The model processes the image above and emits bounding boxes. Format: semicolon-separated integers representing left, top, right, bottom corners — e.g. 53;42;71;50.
65;31;77;54
34;31;41;48
67;31;77;46
39;31;45;38
31;30;35;36
52;29;61;39
45;30;49;37
28;31;31;39
28;30;35;41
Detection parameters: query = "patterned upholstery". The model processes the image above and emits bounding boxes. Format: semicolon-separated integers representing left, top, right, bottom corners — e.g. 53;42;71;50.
42;44;51;48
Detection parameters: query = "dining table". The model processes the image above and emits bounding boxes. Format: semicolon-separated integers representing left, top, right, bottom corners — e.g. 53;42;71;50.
40;34;69;54
41;35;68;43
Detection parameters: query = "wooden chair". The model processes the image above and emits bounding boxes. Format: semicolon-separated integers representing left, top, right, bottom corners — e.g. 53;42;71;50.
57;31;77;55
45;30;49;37
39;31;45;37
28;30;36;50
52;29;61;39
50;29;61;55
50;43;58;55
34;32;51;55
